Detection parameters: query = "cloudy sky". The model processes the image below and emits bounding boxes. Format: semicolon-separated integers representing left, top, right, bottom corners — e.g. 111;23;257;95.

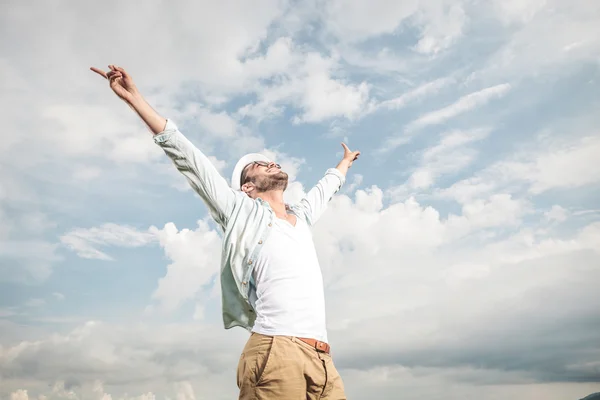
1;0;600;399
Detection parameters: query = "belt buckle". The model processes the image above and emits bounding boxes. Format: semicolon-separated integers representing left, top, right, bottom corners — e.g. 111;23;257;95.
315;340;327;353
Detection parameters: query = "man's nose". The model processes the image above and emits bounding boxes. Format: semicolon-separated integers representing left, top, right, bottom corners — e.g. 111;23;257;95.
268;162;279;169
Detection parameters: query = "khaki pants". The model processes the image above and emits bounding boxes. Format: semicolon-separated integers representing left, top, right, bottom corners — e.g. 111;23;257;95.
237;332;347;400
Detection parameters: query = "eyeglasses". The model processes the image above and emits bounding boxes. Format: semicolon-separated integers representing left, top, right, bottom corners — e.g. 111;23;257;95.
240;161;281;186
251;161;281;169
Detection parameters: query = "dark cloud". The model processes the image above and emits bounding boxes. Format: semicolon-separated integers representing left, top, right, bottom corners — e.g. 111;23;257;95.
332;251;600;384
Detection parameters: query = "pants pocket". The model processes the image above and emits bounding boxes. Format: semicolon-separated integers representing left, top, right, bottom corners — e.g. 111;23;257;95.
256;336;276;386
238;333;276;388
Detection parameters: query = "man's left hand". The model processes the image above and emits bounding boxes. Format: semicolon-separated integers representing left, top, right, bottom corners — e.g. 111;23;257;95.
341;143;361;167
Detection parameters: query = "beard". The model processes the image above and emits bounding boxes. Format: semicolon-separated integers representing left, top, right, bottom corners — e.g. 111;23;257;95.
254;171;289;192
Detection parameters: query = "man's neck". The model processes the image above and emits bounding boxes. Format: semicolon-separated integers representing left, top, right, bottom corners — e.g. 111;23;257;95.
256;190;287;217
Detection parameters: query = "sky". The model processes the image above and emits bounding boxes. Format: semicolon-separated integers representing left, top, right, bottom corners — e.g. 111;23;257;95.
1;0;600;399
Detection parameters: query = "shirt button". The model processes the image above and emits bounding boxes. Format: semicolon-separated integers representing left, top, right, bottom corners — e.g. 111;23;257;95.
248;260;253;265
268;223;272;227
242;281;247;285
258;240;263;244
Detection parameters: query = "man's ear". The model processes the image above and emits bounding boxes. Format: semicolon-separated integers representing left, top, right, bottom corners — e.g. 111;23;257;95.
241;182;254;194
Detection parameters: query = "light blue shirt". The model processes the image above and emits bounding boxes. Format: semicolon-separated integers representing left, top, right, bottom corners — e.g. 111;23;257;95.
154;119;346;331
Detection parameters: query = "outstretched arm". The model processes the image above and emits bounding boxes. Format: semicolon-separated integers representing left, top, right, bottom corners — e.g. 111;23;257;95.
296;143;361;226
90;65;237;228
91;65;167;134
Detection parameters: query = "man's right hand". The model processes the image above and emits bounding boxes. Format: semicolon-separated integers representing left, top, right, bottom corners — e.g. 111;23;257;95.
90;65;139;103
89;65;166;134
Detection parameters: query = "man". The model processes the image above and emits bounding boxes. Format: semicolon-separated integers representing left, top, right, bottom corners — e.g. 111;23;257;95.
91;65;360;400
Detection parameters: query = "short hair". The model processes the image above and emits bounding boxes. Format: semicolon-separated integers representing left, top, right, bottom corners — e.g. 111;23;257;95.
240;163;254;187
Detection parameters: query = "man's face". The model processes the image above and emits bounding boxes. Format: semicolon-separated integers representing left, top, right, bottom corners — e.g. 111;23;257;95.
241;161;289;193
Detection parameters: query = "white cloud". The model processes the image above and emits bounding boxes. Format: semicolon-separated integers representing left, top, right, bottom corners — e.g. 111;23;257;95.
376;77;455;111
0;0;286;230
441;134;600;203
343;174;364;194
413;1;467;54
493;0;547;24
342;366;600;400
73;166;103;181
39;380;158;400
53;293;66;301
177;104;245;141
192;303;205;322
293;71;370;123
491;222;600;265
10;390;29;400
149;220;222;312
0;241;61;283
440;178;494;206
283;181;308;205
323;0;468;55
174;382;196;400
407;83;512;131
323;0;419;41
1;0;287;96
448;193;528;232
195;109;238;138
123;393;156;400
241;51;371;123
505;135;600;194
62;220;222;313
51;381;78;399
408;128;491;189
423;128;489;159
240;37;297;80
24;299;45;308
207;156;228;175
309;189;600;380
42;105;161;164
545;205;569;223
8;185;600;400
0;307;18;318
0;321;246;400
93;381;113;400
477;0;600;79
60;224;157;261
2;0;600;399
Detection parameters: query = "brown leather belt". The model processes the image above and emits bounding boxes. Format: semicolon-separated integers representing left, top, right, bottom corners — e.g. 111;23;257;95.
298;337;330;354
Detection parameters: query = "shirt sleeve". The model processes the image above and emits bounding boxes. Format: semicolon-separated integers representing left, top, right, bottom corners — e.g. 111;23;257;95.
295;168;346;226
154;119;237;228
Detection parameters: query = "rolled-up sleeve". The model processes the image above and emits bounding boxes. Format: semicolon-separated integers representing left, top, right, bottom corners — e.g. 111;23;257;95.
296;168;345;226
154;119;236;228
153;118;178;143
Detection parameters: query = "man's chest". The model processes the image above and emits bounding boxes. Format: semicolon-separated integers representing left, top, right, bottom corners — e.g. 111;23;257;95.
252;218;321;282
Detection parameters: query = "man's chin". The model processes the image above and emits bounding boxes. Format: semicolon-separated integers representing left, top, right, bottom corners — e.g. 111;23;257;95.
274;175;289;191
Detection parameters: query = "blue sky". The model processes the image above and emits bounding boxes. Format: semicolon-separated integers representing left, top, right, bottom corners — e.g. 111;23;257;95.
1;0;600;399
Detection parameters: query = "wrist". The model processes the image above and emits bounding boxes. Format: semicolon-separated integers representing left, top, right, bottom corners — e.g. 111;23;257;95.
127;90;144;106
335;159;351;176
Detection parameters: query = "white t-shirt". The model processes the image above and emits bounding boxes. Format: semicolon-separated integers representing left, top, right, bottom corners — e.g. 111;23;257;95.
249;214;328;343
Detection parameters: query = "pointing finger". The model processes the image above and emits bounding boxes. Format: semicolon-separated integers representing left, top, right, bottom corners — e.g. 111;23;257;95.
90;67;108;79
